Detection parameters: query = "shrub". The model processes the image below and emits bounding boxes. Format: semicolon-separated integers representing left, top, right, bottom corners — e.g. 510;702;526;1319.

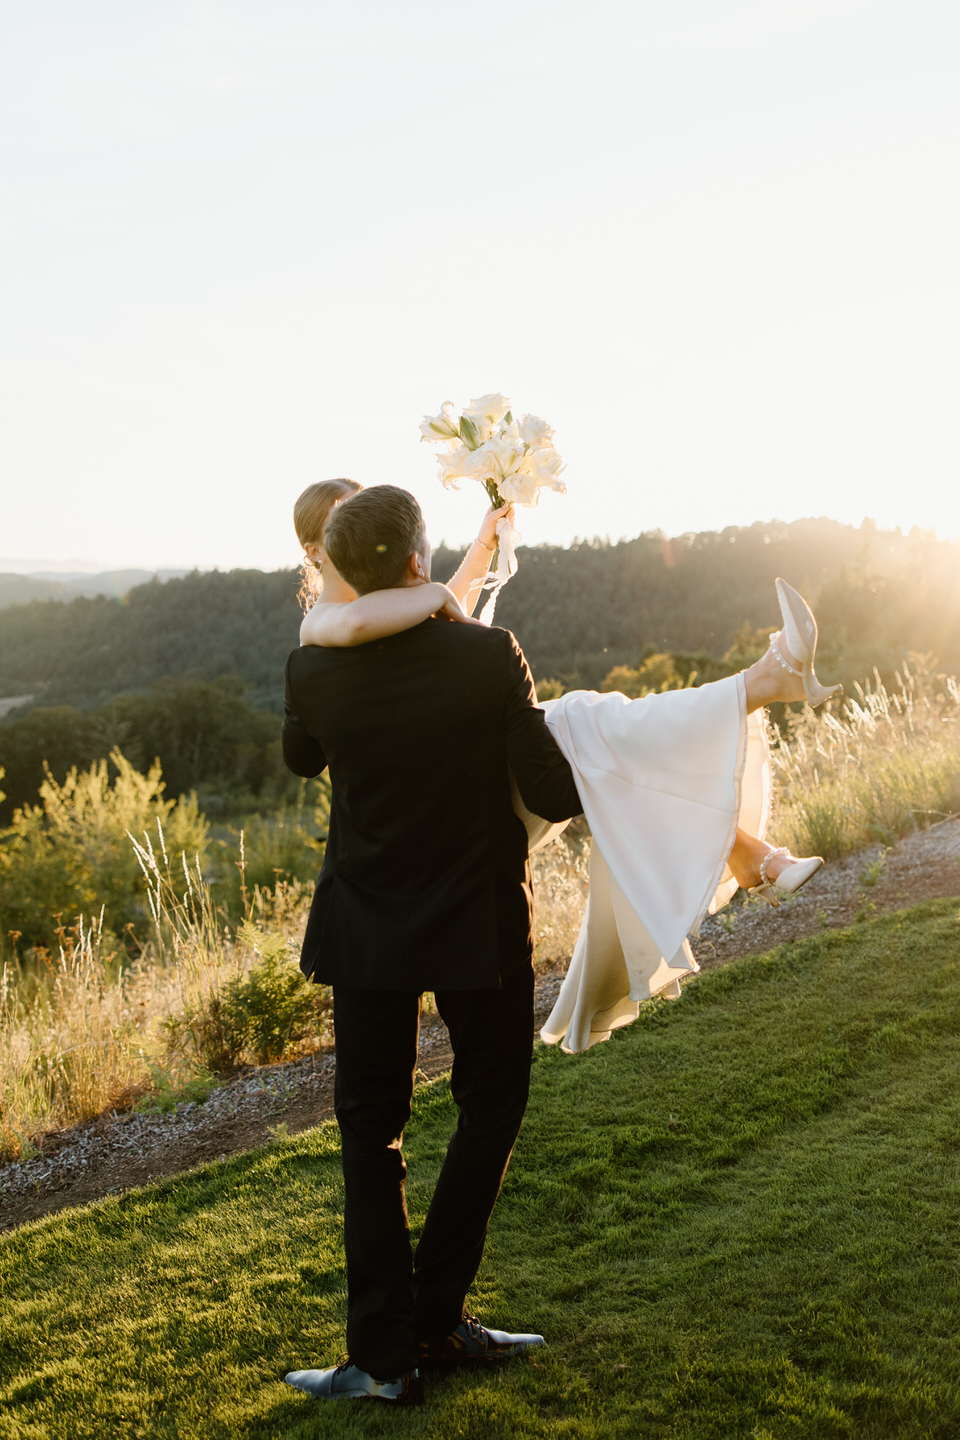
0;677;293;823
161;921;328;1070
601;653;693;698
0;749;208;951
0;854;318;1157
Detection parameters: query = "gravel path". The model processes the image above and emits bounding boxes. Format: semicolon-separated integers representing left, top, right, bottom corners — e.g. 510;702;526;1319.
3;820;958;1234
693;816;960;968
0;962;569;1233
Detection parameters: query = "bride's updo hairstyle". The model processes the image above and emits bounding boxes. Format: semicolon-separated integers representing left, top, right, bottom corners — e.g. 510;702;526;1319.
293;478;362;610
324;486;426;596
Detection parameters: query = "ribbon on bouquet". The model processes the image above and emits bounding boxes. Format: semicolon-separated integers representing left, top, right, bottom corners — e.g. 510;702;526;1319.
478;514;522;626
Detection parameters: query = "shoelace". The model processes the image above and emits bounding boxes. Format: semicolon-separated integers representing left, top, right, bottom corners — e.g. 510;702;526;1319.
459;1315;489;1351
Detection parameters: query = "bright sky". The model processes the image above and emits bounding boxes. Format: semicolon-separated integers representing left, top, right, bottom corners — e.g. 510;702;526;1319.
1;0;957;571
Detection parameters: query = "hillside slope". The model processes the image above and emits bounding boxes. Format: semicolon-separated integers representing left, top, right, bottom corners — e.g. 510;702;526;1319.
3;898;960;1435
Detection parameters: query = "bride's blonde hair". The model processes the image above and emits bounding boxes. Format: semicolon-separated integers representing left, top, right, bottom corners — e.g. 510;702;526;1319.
294;478;362;610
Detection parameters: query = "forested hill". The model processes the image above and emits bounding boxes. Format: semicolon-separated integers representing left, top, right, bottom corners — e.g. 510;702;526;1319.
0;517;958;716
458;516;960;684
0;569;301;713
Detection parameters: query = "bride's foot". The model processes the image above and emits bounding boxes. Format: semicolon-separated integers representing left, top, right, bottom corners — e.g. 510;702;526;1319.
744;640;806;710
746;847;824;908
743;580;842;712
727;833;824;907
773;578;843;708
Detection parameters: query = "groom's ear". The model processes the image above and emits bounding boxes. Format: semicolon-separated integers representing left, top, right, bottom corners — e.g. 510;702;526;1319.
404;532;431;585
403;550;427;585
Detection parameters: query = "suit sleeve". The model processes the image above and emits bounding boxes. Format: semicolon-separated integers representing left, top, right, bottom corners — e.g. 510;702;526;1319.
502;632;583;822
282;653;328;778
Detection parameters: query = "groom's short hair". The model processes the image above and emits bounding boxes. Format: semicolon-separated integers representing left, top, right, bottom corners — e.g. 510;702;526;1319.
324;485;427;594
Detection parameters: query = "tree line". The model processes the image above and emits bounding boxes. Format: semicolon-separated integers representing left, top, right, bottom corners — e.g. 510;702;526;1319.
0;677;294;824
1;516;959;821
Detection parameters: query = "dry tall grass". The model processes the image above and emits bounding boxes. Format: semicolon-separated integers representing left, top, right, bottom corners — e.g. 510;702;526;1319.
532;829;590;967
0;826;314;1161
773;659;960;858
0;824;588;1161
1;911;150;1162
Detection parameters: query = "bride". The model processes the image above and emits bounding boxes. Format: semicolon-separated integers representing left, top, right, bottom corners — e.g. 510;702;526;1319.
293;479;839;1053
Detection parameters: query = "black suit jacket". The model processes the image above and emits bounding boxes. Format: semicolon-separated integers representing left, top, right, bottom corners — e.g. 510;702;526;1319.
282;617;582;991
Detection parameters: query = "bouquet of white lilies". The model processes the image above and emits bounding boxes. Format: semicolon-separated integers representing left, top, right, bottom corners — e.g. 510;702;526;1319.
419;392;565;621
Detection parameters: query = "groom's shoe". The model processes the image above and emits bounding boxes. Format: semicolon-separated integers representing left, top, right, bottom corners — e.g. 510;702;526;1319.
418;1314;545;1369
284;1361;423;1406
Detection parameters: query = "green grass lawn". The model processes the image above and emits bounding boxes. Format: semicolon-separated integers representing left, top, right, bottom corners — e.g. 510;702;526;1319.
3;898;960;1439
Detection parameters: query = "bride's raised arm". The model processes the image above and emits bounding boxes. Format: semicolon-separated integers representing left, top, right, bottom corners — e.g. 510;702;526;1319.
444;502;512;616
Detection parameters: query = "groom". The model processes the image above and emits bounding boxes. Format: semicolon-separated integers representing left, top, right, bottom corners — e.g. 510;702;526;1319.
281;485;581;1406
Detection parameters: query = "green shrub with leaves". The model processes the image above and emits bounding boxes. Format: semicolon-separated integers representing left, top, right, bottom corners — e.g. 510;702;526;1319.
0;748;208;951
601;652;695;698
162;921;328;1070
134;1062;219;1114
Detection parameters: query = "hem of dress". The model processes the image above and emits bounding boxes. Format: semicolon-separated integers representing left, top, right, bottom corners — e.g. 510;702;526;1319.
688;671;750;939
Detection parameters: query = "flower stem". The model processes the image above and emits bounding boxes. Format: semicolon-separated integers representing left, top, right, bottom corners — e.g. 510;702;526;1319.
483;481;503;574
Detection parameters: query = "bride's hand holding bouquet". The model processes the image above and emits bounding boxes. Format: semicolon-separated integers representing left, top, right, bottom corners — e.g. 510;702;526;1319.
420;393;566;621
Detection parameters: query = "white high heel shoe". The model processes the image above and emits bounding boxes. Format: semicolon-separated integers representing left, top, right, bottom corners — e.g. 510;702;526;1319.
748;848;824;908
769;577;843;708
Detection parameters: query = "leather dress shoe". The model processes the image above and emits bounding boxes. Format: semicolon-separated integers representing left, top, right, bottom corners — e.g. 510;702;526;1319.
284;1360;423;1405
418;1314;545;1368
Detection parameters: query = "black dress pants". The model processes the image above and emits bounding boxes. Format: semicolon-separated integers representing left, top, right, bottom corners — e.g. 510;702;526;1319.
332;968;535;1379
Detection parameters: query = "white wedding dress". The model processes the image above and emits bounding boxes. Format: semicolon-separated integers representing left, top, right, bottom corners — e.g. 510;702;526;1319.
513;674;771;1054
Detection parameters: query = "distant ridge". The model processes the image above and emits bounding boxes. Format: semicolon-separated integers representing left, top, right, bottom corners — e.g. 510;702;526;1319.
0;556;113;574
0;570;191;610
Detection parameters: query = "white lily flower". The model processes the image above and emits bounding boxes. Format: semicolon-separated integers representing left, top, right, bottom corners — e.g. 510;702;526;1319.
484;435;526;481
435;444;473;488
464;393;512;435
499;468;541;507
419;402;461;443
466;446;502;484
531;447;566;491
467;413;498;444
422;392;565;617
421;391;565;622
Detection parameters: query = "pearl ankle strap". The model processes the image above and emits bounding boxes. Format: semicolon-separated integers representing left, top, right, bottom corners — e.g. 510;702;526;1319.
759;847;790;887
768;633;803;678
